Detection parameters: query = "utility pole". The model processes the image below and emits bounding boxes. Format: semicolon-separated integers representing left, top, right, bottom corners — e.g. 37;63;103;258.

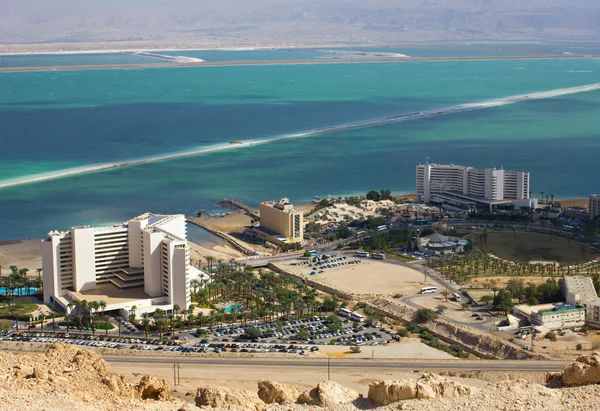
177;363;181;386
172;363;176;386
327;357;331;381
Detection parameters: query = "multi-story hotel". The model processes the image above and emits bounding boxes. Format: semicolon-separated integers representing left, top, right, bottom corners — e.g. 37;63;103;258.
42;213;207;317
564;276;600;329
251;198;304;245
590;194;600;219
416;161;534;210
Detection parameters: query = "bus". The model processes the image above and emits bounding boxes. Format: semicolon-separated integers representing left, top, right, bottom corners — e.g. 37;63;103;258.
350;312;365;322
419;286;438;294
355;251;370;258
338;308;353;318
372;253;386;260
309;250;318;256
452;292;462;302
377;225;388;232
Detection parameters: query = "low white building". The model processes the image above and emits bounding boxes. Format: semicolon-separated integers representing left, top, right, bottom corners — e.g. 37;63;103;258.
514;303;586;331
564;276;600;329
42;213;207;318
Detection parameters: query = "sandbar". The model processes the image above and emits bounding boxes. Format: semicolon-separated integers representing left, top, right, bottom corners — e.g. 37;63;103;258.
1;53;599;73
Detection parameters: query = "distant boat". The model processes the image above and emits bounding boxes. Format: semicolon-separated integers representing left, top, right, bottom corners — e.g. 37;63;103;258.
229;141;243;145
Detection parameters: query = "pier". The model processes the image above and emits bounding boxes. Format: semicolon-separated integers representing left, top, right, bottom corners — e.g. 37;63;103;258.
216;198;259;219
186;216;259;256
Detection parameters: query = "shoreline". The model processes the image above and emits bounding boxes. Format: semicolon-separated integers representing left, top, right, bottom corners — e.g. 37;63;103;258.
2;39;600;56
1;53;599;73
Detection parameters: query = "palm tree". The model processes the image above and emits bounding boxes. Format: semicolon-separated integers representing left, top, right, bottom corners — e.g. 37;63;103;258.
116;317;123;338
39;314;46;333
103;315;110;337
99;300;107;314
130;305;138;320
141;313;150;339
152;308;166;339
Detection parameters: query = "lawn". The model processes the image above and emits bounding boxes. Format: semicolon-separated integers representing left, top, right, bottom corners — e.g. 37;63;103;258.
479;230;600;264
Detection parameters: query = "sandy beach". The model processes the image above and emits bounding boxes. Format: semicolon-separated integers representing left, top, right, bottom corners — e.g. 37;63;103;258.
0;239;43;274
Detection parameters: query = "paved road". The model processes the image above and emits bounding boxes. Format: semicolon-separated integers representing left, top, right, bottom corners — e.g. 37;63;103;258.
104;355;568;372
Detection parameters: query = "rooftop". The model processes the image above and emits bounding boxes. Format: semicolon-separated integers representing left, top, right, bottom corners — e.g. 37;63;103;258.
69;283;152;305
564;276;598;301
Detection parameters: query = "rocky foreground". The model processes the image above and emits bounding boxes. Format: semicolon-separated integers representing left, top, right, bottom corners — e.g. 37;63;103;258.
0;344;599;410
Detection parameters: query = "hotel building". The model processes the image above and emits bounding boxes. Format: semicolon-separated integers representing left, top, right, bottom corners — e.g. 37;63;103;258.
590;194;600;219
564;276;600;329
251;198;304;245
42;213;207;317
416;162;533;210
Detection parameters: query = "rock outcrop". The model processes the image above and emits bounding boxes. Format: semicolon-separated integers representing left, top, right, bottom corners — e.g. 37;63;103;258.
195;386;265;410
136;375;173;400
298;380;360;408
561;352;600;387
368;373;472;405
257;379;300;404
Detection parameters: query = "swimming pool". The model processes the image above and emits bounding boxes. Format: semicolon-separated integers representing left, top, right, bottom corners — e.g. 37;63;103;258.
224;304;242;313
0;287;38;295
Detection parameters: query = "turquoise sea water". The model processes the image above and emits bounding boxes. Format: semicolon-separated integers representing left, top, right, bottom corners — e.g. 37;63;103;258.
1;55;600;240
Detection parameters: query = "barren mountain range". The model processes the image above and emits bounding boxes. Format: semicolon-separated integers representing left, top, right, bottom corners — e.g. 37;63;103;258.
1;0;599;46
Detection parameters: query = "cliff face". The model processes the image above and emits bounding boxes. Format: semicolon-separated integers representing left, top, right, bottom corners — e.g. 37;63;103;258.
1;343;600;410
0;343;187;411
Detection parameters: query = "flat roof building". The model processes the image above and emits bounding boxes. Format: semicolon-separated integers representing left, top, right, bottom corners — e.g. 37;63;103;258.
564;276;600;328
42;213;207;318
416;161;533;210
514;302;586;331
253;198;304;245
590;194;600;219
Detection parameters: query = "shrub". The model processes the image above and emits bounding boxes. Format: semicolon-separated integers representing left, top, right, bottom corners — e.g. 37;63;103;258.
406;323;423;334
0;320;11;331
392;293;402;299
397;328;409;338
415;308;437;323
350;346;362;354
544;331;557;342
576;343;583;351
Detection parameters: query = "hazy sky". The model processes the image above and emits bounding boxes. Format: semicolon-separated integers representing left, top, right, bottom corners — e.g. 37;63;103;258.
1;0;599;44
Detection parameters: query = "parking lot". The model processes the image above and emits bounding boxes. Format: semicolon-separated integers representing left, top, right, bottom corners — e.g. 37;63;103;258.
0;316;399;356
290;253;363;275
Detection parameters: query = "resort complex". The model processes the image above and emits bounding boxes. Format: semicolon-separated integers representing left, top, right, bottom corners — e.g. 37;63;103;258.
416;161;534;210
42;213;207;317
250;198;304;246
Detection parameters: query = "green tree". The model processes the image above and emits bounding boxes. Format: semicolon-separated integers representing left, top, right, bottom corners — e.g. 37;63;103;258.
244;326;262;340
366;190;381;201
493;289;514;315
379;189;392;200
415;308;437;323
303;249;312;258
296;326;311;340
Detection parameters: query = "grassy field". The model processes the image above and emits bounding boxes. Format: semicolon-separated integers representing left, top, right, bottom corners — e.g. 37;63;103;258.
479;230;600;264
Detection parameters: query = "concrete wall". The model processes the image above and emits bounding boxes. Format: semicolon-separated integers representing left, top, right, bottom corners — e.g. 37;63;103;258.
72;227;96;292
172;245;191;309
42;237;59;304
142;230;164;297
128;219;146;268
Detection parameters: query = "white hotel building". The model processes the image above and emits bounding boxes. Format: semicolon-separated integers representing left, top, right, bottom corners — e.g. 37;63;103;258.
416;162;535;210
42;213;207;317
590;194;600;219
